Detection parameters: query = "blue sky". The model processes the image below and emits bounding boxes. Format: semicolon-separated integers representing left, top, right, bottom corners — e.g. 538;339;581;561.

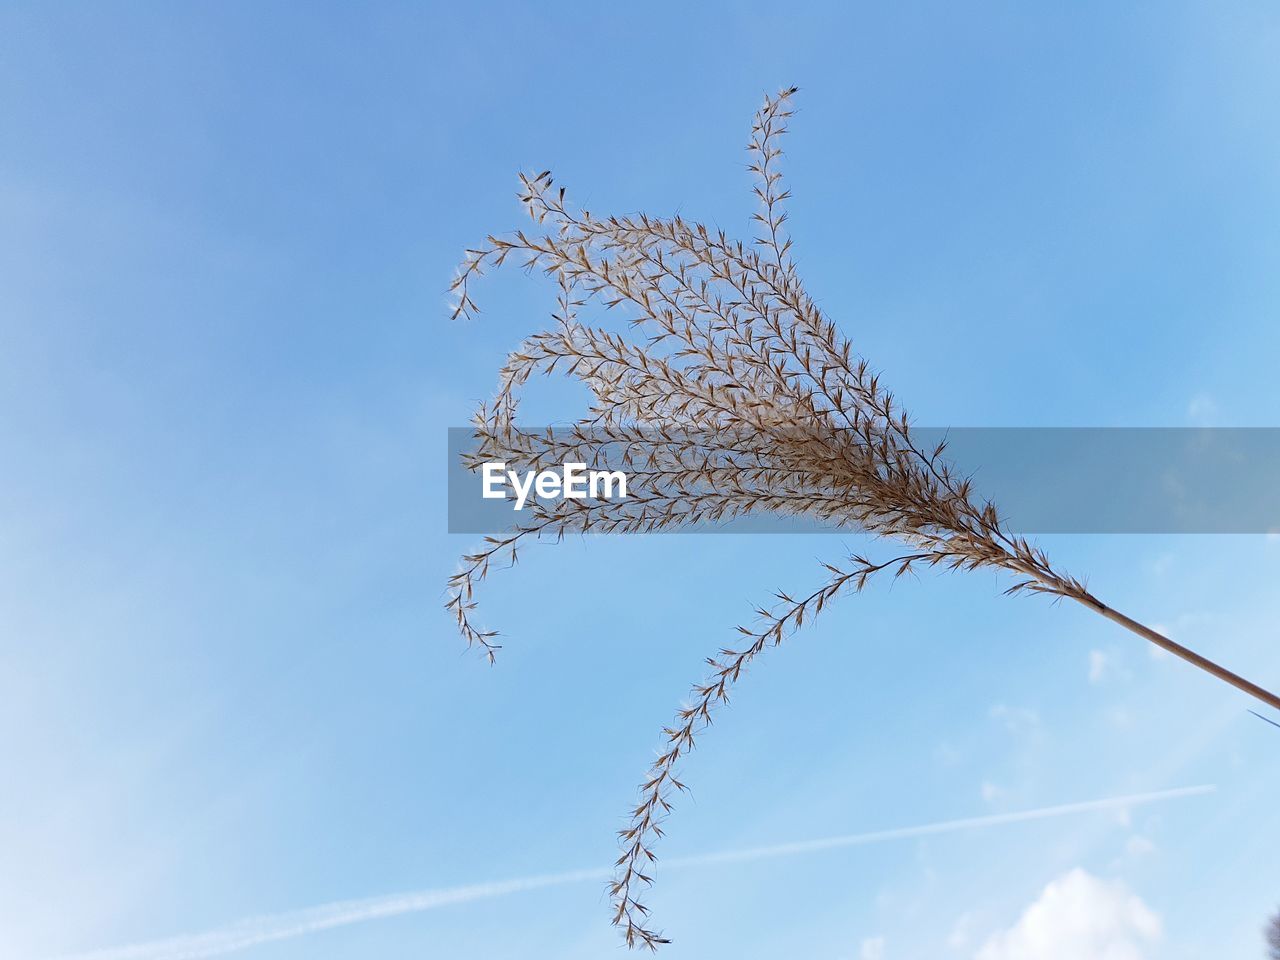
3;3;1280;958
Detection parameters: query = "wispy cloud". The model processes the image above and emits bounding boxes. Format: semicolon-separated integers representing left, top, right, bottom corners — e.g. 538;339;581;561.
1187;392;1219;426
1089;649;1111;684
50;785;1215;960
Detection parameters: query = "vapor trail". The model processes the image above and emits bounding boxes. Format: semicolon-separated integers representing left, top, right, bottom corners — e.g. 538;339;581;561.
52;784;1214;960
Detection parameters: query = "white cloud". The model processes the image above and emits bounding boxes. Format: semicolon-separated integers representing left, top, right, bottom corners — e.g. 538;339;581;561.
989;704;1041;736
1107;706;1135;731
1109;835;1159;872
859;936;886;960
949;912;976;950
981;781;1004;803
975;869;1161;960
1187;392;1218;425
1124;835;1157;859
1089;650;1110;684
936;740;965;767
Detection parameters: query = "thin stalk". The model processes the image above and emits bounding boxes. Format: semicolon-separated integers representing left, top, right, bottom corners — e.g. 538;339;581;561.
1075;594;1280;712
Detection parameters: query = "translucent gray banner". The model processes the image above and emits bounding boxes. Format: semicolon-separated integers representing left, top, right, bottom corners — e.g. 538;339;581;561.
447;427;1280;534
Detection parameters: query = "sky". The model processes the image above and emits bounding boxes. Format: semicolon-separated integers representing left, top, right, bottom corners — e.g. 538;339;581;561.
2;2;1280;959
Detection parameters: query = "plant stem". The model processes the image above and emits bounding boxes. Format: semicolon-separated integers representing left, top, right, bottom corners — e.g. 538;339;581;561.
1075;594;1280;712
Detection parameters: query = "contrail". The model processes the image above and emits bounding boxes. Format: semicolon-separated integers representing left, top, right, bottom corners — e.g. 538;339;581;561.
51;784;1214;960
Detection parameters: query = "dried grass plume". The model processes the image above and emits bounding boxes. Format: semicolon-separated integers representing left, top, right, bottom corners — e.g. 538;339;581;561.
446;87;1280;949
